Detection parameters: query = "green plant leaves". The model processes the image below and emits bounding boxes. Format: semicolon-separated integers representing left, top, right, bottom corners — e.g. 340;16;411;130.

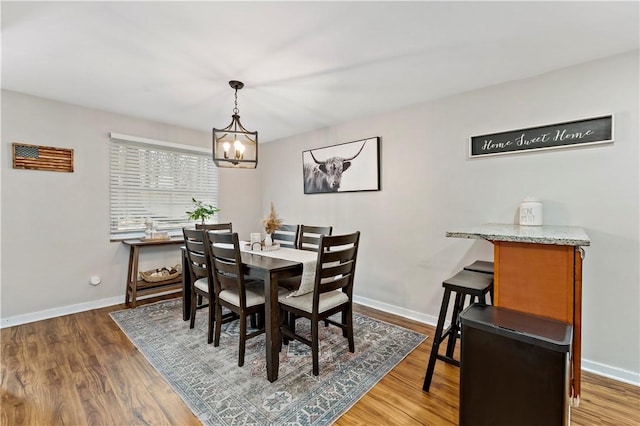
187;197;219;223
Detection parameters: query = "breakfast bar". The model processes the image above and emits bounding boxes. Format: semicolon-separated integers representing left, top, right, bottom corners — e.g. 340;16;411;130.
446;223;590;403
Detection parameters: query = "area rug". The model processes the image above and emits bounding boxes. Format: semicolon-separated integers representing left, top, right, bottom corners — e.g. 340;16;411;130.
110;299;426;426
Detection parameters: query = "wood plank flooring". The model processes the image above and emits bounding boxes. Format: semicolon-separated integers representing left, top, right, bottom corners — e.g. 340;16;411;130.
2;295;639;425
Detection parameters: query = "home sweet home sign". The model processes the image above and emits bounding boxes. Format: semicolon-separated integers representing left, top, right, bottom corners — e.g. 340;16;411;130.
469;115;613;158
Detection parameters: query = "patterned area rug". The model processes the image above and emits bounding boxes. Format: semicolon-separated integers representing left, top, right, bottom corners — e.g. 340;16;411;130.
110;299;426;426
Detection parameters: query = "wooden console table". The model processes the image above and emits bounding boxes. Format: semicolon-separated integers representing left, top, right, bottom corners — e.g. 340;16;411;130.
446;224;590;404
122;238;185;308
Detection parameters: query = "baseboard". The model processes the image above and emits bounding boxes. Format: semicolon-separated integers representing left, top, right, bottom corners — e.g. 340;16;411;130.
1;296;123;328
581;359;640;387
353;294;440;327
353;295;640;388
0;290;178;329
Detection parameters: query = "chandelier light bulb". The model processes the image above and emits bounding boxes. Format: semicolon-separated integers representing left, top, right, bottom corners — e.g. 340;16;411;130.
234;140;245;160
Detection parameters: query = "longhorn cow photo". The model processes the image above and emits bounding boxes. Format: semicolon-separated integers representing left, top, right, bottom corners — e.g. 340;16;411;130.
302;137;380;194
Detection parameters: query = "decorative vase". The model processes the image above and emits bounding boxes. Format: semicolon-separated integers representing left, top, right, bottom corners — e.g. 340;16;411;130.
144;217;153;239
264;233;273;247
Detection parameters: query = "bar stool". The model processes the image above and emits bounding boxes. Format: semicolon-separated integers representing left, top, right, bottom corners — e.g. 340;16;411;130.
422;270;494;392
463;260;494;275
464;260;494;303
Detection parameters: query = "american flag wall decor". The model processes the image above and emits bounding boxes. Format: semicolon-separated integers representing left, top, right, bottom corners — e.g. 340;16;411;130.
12;143;74;172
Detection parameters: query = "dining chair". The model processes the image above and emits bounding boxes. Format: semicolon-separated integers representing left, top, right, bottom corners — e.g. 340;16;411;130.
193;223;232;305
271;224;302;291
205;231;288;367
298;225;333;252
291;225;334;323
272;224;299;249
196;222;233;232
182;228;216;343
279;231;361;376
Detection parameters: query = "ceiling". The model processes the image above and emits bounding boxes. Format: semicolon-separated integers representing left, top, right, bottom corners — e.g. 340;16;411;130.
2;1;638;143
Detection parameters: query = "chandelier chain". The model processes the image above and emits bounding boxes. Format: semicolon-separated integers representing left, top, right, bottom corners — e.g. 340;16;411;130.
233;88;239;115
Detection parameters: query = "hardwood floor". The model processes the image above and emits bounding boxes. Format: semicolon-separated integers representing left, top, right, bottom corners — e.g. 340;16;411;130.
2;295;639;425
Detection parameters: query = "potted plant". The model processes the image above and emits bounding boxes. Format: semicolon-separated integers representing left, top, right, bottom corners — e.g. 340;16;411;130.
186;198;220;224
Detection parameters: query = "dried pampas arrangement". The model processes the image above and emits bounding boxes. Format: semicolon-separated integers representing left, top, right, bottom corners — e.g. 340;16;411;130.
263;202;283;234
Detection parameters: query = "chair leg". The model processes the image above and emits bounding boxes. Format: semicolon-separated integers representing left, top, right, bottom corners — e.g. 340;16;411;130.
281;310;290;345
207;297;214;344
346;306;354;352
214;303;222;347
190;289;197;329
289;312;297;334
311;316;320;376
423;288;452;392
341;310;348;337
239;314;247;367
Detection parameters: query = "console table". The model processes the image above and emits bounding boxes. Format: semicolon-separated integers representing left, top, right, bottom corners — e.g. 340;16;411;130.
122;238;184;308
446;224;590;404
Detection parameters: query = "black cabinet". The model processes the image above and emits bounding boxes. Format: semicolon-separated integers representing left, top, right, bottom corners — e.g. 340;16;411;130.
459;304;572;426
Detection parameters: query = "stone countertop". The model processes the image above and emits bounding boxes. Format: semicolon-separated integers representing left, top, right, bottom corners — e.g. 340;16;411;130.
446;223;590;246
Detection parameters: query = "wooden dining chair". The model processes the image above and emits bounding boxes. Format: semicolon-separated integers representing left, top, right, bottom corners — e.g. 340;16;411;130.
270;224;302;291
182;228;216;343
193;223;232;304
292;225;334;322
196;222;233;232
272;224;299;249
205;231;288;367
279;231;361;376
298;225;333;252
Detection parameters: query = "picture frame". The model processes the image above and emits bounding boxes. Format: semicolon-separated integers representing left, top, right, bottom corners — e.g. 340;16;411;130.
302;137;380;194
469;114;614;158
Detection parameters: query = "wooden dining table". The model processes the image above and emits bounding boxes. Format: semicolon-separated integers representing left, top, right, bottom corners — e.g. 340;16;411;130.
181;249;304;382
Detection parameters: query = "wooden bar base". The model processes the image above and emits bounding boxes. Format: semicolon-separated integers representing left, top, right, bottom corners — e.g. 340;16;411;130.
445;224;589;401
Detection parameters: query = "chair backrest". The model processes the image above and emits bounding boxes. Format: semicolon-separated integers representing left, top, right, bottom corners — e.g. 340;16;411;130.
272;224;299;249
313;231;361;303
298;225;333;252
183;228;209;283
196;222;233;232
204;231;250;309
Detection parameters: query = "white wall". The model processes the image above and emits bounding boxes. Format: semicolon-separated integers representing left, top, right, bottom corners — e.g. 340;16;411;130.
1;51;638;384
259;51;640;383
0;91;260;322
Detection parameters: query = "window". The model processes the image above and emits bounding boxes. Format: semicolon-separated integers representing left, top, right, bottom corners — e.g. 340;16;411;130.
109;133;218;240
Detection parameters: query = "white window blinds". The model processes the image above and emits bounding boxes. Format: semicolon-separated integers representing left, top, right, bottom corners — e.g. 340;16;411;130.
109;133;219;239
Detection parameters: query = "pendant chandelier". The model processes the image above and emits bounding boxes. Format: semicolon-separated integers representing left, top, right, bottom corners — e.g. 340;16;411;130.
212;80;258;168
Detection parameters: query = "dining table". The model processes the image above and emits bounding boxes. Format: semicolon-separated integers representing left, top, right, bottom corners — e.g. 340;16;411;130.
181;244;318;382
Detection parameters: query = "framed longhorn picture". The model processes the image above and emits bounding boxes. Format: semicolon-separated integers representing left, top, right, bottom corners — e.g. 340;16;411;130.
302;137;380;194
